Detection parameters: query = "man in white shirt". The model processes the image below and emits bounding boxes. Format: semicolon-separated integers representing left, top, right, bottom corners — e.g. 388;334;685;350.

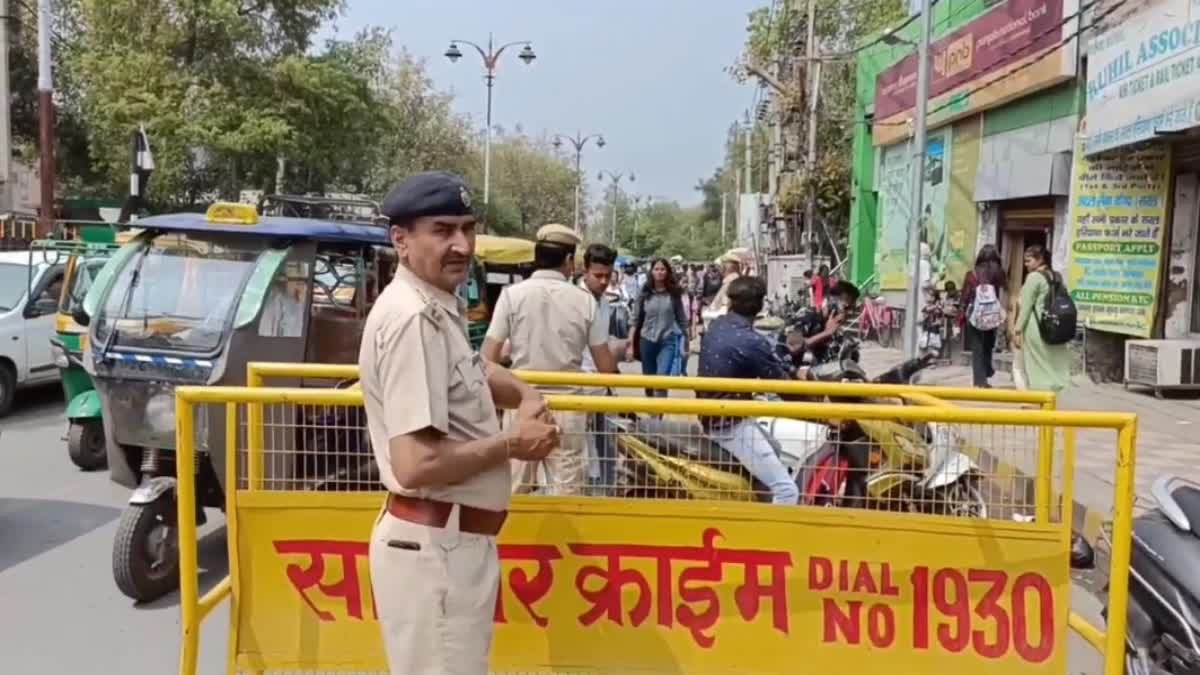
259;275;307;338
482;226;619;495
577;245;622;494
621;263;641;300
578;244;620;372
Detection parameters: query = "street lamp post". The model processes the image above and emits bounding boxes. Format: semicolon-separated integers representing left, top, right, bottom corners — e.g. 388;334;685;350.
552;131;605;236
631;195;645;251
597;170;634;247
445;34;536;212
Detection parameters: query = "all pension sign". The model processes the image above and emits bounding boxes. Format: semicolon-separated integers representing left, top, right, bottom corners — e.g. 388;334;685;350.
1085;0;1200;154
230;496;1069;674
872;0;1070;145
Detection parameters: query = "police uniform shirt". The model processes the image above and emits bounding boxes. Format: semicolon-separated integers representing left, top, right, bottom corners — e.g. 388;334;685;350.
358;262;510;511
486;270;608;373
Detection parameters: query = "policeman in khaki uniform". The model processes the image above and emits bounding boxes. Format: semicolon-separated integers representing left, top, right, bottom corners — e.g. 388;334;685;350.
481;224;619;495
358;171;560;675
705;250;745;320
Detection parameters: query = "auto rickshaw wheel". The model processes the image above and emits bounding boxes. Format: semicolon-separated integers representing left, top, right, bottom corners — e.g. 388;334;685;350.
67;421;107;471
112;499;179;603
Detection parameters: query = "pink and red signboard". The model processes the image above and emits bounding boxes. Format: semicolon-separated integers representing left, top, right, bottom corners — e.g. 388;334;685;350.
874;0;1064;120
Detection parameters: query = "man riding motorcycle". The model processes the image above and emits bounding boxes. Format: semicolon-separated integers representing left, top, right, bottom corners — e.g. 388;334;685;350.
789;279;860;366
697;276;839;505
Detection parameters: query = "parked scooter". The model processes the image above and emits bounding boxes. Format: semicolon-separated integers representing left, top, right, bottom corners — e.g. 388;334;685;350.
1073;475;1200;674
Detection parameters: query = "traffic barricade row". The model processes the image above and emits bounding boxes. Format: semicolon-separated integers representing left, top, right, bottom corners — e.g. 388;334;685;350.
172;365;1135;675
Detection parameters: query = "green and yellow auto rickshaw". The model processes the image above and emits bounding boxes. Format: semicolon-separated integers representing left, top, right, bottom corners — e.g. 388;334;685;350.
462;234;535;348
32;226;137;470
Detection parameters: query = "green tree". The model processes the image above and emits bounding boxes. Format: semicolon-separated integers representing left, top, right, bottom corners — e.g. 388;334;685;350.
69;0;348;204
726;0;906;251
36;0;574;222
360;48;476;194
478;129;580;236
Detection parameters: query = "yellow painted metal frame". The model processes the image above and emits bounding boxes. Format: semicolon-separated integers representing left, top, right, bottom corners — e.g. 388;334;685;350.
245;360;1057;405
177;382;1136;675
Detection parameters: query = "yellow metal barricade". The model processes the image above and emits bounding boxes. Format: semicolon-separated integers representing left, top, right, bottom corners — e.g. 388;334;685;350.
246;363;1061;531
175;381;1137;675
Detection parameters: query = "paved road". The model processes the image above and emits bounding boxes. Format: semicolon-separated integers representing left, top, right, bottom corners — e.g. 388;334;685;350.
0;384;229;675
0;384;1105;674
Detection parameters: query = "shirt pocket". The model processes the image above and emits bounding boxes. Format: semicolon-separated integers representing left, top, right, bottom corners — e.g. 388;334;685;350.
449;354;492;424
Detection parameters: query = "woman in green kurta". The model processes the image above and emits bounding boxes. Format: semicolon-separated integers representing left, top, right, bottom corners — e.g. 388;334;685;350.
1014;245;1072;392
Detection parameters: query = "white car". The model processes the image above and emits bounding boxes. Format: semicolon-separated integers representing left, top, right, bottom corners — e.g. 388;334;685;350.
0;250;65;415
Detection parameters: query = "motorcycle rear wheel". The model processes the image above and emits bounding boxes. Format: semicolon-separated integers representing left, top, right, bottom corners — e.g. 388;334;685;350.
940;481;989;519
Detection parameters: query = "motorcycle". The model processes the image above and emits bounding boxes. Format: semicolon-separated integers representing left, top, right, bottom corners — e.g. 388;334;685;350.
605;354;985;515
763;354;983;515
1074;475;1200;674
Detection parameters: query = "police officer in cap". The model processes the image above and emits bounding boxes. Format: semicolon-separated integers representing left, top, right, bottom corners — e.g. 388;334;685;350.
482;223;618;495
358;171;560;674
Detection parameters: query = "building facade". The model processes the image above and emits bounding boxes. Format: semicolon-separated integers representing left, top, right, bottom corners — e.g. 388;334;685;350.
849;0;1083;307
1070;0;1200;378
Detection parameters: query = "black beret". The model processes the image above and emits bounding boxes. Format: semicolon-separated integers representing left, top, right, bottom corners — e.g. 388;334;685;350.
381;171;474;224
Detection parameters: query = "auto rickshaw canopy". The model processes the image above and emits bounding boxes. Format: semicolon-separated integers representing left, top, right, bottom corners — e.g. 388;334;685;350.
474;234;535;266
135;203;389;246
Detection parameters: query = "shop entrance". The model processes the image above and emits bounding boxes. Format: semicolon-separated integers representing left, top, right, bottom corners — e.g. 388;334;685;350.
998;202;1054;301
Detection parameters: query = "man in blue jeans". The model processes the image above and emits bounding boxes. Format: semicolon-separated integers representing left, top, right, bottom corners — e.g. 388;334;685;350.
697;276;837;505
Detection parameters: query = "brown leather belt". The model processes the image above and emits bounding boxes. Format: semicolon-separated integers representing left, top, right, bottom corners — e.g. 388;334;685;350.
386;494;507;537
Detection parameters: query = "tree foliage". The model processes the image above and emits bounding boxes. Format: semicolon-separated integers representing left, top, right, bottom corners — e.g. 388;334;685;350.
726;0;905;253
19;0;745;258
478;129;580;237
15;0;589;229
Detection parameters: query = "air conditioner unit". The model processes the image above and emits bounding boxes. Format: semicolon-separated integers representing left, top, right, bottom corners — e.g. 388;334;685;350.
1124;339;1200;397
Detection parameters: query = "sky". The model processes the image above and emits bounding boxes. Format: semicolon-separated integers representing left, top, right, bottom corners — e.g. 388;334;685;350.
328;0;763;207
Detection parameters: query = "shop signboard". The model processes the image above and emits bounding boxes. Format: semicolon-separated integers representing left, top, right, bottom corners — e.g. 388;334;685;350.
1065;136;1171;336
1085;0;1200;155
873;0;1077;146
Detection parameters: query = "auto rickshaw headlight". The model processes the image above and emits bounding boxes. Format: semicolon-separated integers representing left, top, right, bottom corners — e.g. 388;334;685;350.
51;343;69;369
146;392;177;435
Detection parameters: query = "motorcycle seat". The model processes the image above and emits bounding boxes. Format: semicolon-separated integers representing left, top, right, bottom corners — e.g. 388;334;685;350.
633;417;769;496
1156;478;1200;533
1133;512;1200;632
634;418;732;466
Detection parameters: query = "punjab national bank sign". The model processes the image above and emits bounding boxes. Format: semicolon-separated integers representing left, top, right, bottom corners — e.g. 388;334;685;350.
873;0;1078;146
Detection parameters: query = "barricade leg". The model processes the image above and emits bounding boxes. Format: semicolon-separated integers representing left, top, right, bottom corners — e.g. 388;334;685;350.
177;398;200;675
1104;422;1138;675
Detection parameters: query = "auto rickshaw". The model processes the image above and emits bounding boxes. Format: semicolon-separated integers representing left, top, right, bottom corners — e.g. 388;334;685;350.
462;233;535;348
74;202;394;602
30;227;138;470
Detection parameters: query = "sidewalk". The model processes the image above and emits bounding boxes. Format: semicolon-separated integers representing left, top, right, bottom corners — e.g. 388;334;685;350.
860;344;1196;540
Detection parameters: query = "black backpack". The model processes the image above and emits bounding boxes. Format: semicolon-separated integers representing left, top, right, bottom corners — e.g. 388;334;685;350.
1037;270;1077;345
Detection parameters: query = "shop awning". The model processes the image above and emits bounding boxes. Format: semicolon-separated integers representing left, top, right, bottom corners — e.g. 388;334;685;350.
974;116;1076;202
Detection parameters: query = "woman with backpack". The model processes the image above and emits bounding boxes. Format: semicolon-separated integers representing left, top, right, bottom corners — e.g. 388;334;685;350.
961;244;1007;387
1014;245;1073;392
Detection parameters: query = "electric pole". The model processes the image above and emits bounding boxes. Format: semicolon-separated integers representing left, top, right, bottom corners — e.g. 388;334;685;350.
37;0;55;235
802;0;819;272
721;192;728;246
903;0;934;358
0;0;12;213
743;119;753;249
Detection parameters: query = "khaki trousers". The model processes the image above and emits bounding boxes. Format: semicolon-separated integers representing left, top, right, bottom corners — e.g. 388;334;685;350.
508;408;589;495
369;509;499;675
